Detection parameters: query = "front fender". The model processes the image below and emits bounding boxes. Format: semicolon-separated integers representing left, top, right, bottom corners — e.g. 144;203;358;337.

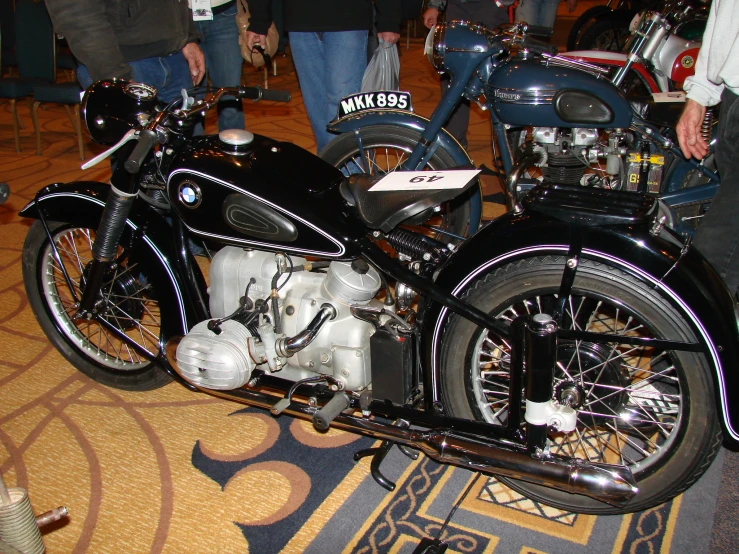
20;182;207;345
421;210;739;447
327;110;474;169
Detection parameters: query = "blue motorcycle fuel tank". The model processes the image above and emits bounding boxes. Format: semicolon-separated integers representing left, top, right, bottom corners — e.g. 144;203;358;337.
166;132;365;259
486;58;634;128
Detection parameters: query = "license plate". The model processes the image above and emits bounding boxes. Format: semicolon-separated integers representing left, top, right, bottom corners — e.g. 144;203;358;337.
336;91;413;118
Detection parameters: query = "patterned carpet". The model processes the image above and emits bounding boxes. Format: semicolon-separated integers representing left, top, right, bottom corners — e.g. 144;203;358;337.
0;7;736;552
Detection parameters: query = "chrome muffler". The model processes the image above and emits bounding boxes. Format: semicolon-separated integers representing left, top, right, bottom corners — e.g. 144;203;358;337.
165;339;637;507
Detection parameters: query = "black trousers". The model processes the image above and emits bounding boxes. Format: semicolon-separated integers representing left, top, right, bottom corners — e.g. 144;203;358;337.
693;88;739;296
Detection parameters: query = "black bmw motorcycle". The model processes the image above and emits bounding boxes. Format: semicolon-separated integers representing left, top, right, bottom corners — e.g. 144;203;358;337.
19;78;739;515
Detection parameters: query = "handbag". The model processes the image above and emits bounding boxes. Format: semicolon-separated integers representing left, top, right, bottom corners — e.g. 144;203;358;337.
235;0;279;68
361;39;400;92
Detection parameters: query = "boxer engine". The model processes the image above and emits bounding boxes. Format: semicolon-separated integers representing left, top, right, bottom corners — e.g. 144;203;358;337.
175;248;383;391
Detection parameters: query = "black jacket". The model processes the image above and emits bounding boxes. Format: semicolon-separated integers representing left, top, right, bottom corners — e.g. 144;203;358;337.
45;0;198;82
247;0;401;36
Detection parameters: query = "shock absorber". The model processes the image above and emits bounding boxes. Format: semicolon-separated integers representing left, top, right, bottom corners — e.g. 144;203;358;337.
385;229;446;262
701;107;716;146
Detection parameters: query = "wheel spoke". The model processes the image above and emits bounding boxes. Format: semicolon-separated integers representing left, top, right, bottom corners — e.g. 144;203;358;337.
41;227;161;370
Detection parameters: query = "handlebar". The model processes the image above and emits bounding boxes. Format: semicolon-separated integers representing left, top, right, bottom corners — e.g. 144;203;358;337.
520;33;558;56
123;85;291;174
124;129;160;173
523;24;553;39
239;86;292;103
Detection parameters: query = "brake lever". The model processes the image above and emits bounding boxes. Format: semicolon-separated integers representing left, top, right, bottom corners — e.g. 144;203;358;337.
81;129;139;170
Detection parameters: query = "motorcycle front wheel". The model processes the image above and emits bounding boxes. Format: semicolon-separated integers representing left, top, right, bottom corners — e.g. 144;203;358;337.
577;18;632;52
440;255;721;514
22;220;171;391
320;125;480;240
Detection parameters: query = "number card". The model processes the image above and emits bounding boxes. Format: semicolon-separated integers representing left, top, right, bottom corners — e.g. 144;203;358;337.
369;170;481;191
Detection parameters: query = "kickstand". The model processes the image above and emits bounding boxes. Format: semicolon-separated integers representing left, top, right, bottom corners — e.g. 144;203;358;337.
353;420;419;491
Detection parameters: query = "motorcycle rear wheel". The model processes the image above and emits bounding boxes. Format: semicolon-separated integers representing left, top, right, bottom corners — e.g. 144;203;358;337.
319;125;479;240
440;255;721;514
22;221;171;391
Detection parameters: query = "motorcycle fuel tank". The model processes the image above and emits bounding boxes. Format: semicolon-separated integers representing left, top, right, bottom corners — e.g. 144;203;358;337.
486;59;633;128
166;132;362;259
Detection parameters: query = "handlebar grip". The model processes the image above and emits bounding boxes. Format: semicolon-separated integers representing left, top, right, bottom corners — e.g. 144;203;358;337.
524;24;553;38
521;34;558;56
124;129;159;174
239;86;292;103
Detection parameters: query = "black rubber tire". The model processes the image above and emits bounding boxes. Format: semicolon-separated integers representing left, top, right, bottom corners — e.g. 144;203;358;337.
566;6;612;51
22;220;171;391
440;256;721;514
578;18;633;52
320;125;480;240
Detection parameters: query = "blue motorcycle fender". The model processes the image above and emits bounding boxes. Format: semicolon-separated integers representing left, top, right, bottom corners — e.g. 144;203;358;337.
327;110;474;169
19;181;207;345
421;210;739;448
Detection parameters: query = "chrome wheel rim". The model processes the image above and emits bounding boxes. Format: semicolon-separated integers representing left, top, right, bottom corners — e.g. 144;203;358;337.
41;227;161;369
471;292;681;474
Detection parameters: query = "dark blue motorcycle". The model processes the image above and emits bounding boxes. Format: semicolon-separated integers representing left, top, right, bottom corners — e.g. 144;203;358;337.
321;20;718;239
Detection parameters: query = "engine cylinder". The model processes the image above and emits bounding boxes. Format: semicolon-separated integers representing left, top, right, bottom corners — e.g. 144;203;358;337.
176;320;256;390
541;153;587;185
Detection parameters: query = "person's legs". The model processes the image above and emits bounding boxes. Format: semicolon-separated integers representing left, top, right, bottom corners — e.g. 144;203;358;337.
515;0;559;28
693;90;739;296
155;51;195;104
196;5;245;130
289;32;329;152
322;30;368;151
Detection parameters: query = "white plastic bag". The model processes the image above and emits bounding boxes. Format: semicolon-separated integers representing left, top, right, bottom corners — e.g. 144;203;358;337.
361;39;400;92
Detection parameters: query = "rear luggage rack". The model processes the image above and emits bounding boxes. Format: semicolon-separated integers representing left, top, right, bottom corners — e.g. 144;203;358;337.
524;183;657;226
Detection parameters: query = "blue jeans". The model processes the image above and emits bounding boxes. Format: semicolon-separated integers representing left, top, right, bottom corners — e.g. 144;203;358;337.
288;30;368;153
77;50;193;104
515;0;560;30
196;3;245;131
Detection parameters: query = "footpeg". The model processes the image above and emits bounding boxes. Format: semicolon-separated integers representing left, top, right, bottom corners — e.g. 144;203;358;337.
271;398;291;415
312;392;350;431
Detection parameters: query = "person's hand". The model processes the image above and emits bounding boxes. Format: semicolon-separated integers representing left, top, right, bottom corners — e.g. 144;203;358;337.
246;30;268;51
423;8;439;29
676;98;709;159
377;32;401;45
182;42;205;85
567;0;578;13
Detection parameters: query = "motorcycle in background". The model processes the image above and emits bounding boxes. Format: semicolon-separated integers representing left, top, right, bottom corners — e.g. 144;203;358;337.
567;0;706;51
322;19;718;237
18;74;739;515
564;0;707;95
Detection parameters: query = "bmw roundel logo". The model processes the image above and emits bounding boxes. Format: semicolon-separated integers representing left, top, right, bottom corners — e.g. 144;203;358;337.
178;180;202;208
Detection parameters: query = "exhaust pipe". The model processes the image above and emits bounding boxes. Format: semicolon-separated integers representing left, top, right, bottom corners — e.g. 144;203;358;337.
165;338;636;506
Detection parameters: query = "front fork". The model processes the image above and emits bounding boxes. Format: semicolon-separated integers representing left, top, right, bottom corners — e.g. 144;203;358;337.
76;156;141;317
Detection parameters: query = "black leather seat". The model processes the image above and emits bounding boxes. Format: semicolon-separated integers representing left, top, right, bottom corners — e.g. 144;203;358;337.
339;173;476;232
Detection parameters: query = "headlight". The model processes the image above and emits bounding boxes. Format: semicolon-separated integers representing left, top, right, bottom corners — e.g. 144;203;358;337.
81;79;158;145
426;23;447;71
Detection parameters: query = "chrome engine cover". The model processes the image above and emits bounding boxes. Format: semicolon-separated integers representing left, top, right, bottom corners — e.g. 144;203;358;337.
176;319;256;390
180;247;382;391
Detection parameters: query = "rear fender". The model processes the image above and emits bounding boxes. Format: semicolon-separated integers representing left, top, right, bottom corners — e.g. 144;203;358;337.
421;210;739;447
19;182;207;345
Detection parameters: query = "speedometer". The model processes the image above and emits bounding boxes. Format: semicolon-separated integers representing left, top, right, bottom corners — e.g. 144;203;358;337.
124;83;158;101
